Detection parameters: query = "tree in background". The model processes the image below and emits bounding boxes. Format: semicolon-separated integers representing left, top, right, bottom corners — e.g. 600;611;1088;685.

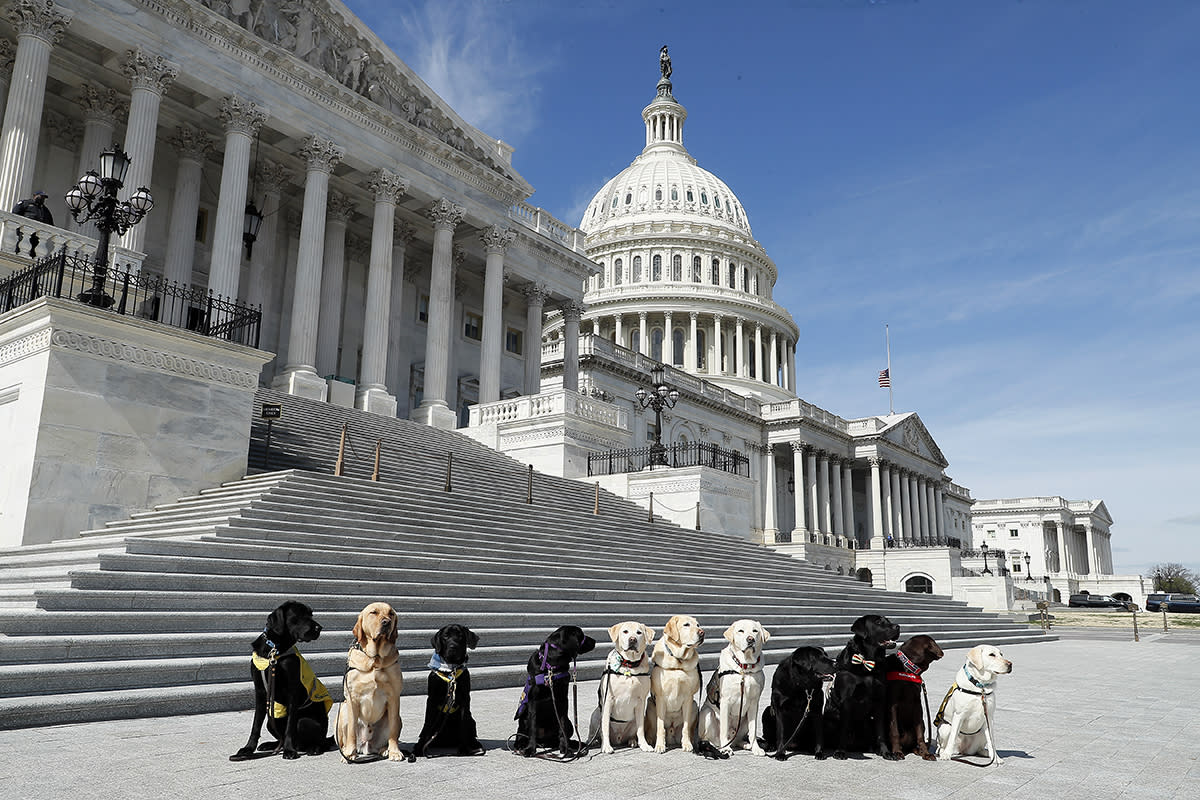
1149;563;1198;593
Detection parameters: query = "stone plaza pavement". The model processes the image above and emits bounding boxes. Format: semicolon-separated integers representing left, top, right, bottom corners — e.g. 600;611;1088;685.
2;630;1196;800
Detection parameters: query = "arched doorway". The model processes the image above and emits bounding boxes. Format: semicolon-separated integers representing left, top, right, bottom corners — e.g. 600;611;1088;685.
856;568;873;584
904;575;933;594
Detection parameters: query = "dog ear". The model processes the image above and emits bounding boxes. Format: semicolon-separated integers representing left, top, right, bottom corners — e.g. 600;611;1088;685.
643;625;655;644
609;622;623;644
266;606;287;636
851;615;869;636
387;610;398;643
759;625;771;643
430;627;445;650
724;623;736;643
466;628;479;649
663;616;679;643
966;645;985;671
352;614;366;647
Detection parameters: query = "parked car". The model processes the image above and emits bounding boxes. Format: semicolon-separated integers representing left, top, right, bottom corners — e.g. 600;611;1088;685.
1068;593;1129;609
1145;593;1200;612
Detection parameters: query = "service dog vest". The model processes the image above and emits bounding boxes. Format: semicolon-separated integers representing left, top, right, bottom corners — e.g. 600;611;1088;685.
251;649;333;718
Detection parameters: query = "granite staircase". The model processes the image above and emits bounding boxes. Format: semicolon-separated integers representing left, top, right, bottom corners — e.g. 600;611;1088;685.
0;389;1050;729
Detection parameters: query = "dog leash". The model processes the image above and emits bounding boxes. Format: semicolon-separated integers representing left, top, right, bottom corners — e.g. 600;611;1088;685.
768;688;816;759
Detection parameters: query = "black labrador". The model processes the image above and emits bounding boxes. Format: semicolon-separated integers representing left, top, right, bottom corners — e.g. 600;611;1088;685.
229;600;333;760
761;645;837;760
513;625;596;756
826;613;900;759
413;624;484;757
883;634;944;761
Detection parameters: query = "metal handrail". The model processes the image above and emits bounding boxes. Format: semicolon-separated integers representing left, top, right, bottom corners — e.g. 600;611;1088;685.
587;441;750;477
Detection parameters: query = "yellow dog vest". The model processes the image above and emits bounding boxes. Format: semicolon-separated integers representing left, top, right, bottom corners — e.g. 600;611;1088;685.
251;649;333;719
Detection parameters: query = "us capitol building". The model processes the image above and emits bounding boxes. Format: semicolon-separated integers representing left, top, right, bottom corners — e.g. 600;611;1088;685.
0;0;1143;609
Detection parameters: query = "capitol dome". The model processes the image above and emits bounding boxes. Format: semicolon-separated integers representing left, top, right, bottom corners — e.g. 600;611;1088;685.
557;53;799;404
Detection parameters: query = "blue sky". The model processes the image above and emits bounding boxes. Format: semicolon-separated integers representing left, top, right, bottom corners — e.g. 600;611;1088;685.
346;0;1200;579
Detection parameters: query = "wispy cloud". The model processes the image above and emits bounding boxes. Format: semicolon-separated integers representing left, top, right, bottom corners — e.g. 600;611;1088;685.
352;0;551;143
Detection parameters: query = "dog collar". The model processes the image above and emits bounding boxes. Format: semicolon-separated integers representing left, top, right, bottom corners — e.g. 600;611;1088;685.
961;666;996;693
428;653;465;674
896;650;923;674
732;651;761;672
606;650;650;676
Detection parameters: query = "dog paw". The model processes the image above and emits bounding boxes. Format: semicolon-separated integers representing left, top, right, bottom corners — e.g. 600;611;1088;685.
751;745;766;757
601;744;615;755
938;753;953;762
387;749;405;762
993;757;1005;766
773;751;789;762
654;744;667;754
229;747;256;762
815;751;829;761
922;753;937;761
719;745;733;757
282;750;300;760
832;750;847;760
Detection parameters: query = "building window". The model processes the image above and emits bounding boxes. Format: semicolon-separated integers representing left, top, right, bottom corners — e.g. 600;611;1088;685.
632;256;642;282
638;186;648;204
672;329;684;366
754;273;760;295
631;330;640;353
651;328;663;361
463;312;482;341
505;327;523;355
714;195;721;209
686;188;694;203
700;191;708;205
905;576;933;594
696;329;706;369
1010;528;1019;538
671;254;682;281
671;187;679;201
614;258;623;285
652;254;662;281
728;264;736;288
986;529;996;539
597;264;605;289
742;267;749;292
655;187;662;201
612;195;618;208
418;294;429;323
692;256;702;282
625;192;632;205
711;258;720;285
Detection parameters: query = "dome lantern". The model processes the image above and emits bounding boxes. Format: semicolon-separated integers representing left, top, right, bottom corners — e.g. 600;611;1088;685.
642;46;687;154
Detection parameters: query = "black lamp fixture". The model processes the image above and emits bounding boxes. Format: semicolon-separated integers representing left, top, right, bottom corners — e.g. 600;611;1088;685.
980;540;993;576
786;473;795;494
242;129;264;259
65;144;153;307
635;362;679;467
1024;552;1033;581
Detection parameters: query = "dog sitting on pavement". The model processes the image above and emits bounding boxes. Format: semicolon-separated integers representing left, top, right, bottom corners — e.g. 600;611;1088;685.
761;645;837;760
826;613;901;759
645;614;706;753
336;601;412;763
882;634;944;761
698;619;770;756
513;625;597;756
229;600;333;761
589;621;655;753
936;644;1012;764
413;624;484;757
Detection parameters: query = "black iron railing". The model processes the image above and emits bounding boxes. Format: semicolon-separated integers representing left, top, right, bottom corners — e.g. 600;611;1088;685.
587;441;750;477
0;249;261;346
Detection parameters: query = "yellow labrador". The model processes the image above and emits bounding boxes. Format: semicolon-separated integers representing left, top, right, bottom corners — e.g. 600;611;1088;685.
698;619;770;756
336;602;407;762
935;644;1013;764
645;614;705;753
589;621;655;754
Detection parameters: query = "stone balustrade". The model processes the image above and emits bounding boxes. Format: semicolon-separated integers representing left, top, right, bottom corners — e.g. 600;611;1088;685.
468;387;629;430
761;397;849;431
0;212;146;277
509;201;586;253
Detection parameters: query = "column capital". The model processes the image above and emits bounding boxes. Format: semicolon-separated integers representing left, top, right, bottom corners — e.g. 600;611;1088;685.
394;220;417;247
755;320;763;332
638;310;648;321
326;190;356;224
0;39;14;78
168;124;213;162
791;440;806;453
689;310;699;321
523;283;549;307
256;159;291;195
480;224;516;254
7;0;71;46
428;197;465;230
122;47;178;95
560;301;585;323
761;441;776;455
78;83;126;126
868;456;882;468
219;96;268;137
735;316;746;327
299;135;343;173
368;168;408;204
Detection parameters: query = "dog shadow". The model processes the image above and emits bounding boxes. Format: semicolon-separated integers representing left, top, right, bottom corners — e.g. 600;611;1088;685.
997;749;1033;759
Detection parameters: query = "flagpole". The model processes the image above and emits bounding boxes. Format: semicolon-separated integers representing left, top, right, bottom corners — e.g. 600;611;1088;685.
886;323;893;415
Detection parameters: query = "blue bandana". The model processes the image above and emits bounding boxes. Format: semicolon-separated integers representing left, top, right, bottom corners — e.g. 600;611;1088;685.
429;653;465;673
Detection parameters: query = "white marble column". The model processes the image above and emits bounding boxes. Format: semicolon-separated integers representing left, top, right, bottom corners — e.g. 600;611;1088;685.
314;190;354;377
934;485;946;545
244;160;288;326
753;322;762;381
806;448;820;535
1084;524;1096;575
688;311;699;371
735;317;745;377
478;225;515;404
916;476;929;544
413;198;465;429
0;0;70;209
895;468;910;543
791;441;807;537
908;473;921;545
614;313;624;348
780;338;789;391
119;48;178;254
561;302;583;394
385;222;416;406
73;84;124;237
842;462;855;544
355;169;408;415
522;283;548;395
763;443;778;542
161;125;211;287
638;311;648;356
817;453;831;536
207;97;267;301
1055;522;1068;574
787;340;797;392
769;329;778;386
869;457;885;549
272;135;343;400
592;318;600;336
713;314;723;374
924;481;936;545
880;463;893;541
663;310;673;363
830;457;844;537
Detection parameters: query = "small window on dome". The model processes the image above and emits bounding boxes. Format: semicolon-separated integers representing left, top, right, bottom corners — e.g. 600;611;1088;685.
652;255;662;281
638;187;648;204
714;195;721;209
692;256;702;282
700;191;708;205
671;254;682;281
712;258;720;285
655;188;663;202
633;256;642;282
612;195;618;209
728;264;736;288
597;263;605;289
742;267;749;292
671;187;679;201
625;192;632;205
686;189;694;203
614;258;623;285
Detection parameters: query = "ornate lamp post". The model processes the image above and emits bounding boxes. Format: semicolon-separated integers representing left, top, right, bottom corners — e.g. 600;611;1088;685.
64;145;154;307
980;540;993;576
242;200;264;259
1024;552;1033;582
635;363;679;467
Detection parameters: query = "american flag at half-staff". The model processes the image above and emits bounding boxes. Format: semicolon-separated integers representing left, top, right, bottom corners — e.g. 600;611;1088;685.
878;368;891;388
881;324;894;415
